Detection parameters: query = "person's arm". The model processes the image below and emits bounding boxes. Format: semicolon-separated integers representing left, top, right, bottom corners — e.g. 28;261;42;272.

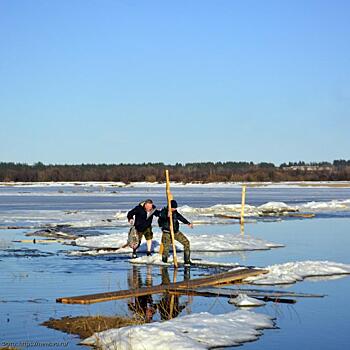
127;206;138;224
177;212;191;225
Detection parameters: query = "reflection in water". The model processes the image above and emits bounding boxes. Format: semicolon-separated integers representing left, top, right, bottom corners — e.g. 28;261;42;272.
127;265;191;322
157;266;189;320
127;265;156;322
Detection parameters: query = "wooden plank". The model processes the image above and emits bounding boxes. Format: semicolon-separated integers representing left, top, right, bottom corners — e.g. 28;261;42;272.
130;258;243;269
12;239;66;244
168;289;297;304
57;268;267;304
287;213;316;218
173;287;325;299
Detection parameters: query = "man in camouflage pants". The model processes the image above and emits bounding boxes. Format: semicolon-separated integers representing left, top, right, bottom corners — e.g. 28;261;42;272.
158;199;193;265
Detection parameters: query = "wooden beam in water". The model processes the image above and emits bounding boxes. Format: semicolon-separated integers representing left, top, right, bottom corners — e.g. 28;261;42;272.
57;268;267;304
170;287;325;299
168;289;297;304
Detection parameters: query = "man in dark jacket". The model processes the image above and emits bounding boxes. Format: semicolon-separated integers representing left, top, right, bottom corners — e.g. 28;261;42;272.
158;199;193;265
127;199;160;258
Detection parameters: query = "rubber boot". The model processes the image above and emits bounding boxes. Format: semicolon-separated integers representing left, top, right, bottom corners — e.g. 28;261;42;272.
184;266;190;281
184;250;191;265
162;255;168;263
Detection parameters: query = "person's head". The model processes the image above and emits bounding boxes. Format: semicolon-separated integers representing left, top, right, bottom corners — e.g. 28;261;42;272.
170;199;178;211
143;199;154;212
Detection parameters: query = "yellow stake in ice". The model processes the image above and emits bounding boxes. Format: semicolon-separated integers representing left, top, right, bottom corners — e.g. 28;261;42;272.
240;185;246;230
164;169;178;268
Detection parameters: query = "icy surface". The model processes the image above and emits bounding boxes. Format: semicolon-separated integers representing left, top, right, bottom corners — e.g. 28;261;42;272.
81;310;275;350
244;261;350;285
229;294;266;307
128;253;240;267
1;199;350;229
0;209;128;228
71;232;283;255
179;199;350;219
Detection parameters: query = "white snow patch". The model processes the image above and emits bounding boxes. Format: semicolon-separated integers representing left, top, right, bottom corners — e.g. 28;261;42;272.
299;199;350;211
244;261;350;285
179;202;298;219
0;209;129;228
229;294;266;307
81;310;275;350
179;199;350;219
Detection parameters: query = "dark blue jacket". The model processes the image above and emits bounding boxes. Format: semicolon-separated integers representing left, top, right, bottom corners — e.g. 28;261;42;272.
127;202;160;232
158;207;190;233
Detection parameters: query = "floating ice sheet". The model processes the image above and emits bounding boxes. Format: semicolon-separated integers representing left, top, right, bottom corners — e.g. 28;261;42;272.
81;310;275;350
71;232;283;255
244;261;350;285
229;294;266;307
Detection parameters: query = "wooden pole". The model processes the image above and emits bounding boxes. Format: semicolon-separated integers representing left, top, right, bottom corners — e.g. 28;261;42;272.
240;185;246;225
165;169;178;268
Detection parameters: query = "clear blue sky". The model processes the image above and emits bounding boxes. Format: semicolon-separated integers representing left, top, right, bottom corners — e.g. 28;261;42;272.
1;0;349;165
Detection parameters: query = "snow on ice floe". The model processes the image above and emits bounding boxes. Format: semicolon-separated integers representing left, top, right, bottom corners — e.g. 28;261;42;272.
1;200;350;230
179;199;350;219
81;310;275;350
1;201;350;231
0;209;129;229
299;199;350;211
229;294;266;307
70;232;283;256
243;261;350;285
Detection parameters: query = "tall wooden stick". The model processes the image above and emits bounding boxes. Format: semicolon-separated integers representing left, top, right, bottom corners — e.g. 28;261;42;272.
240;185;246;225
165;169;178;268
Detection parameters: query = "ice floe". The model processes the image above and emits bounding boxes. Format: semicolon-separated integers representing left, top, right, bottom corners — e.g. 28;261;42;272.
179;199;350;218
244;261;350;285
81;310;275;349
71;232;283;255
229;294;266;307
1;199;350;230
0;209;128;229
299;199;350;211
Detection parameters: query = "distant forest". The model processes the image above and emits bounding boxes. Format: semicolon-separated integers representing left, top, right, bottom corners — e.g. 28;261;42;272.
1;160;350;183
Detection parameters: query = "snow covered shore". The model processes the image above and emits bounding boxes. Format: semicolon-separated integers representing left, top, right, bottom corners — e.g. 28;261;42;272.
81;310;275;350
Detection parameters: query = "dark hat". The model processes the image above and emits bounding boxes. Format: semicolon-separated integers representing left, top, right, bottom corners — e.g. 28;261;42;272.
170;199;178;208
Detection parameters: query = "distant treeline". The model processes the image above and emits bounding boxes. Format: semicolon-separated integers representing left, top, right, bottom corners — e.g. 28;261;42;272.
0;160;350;183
